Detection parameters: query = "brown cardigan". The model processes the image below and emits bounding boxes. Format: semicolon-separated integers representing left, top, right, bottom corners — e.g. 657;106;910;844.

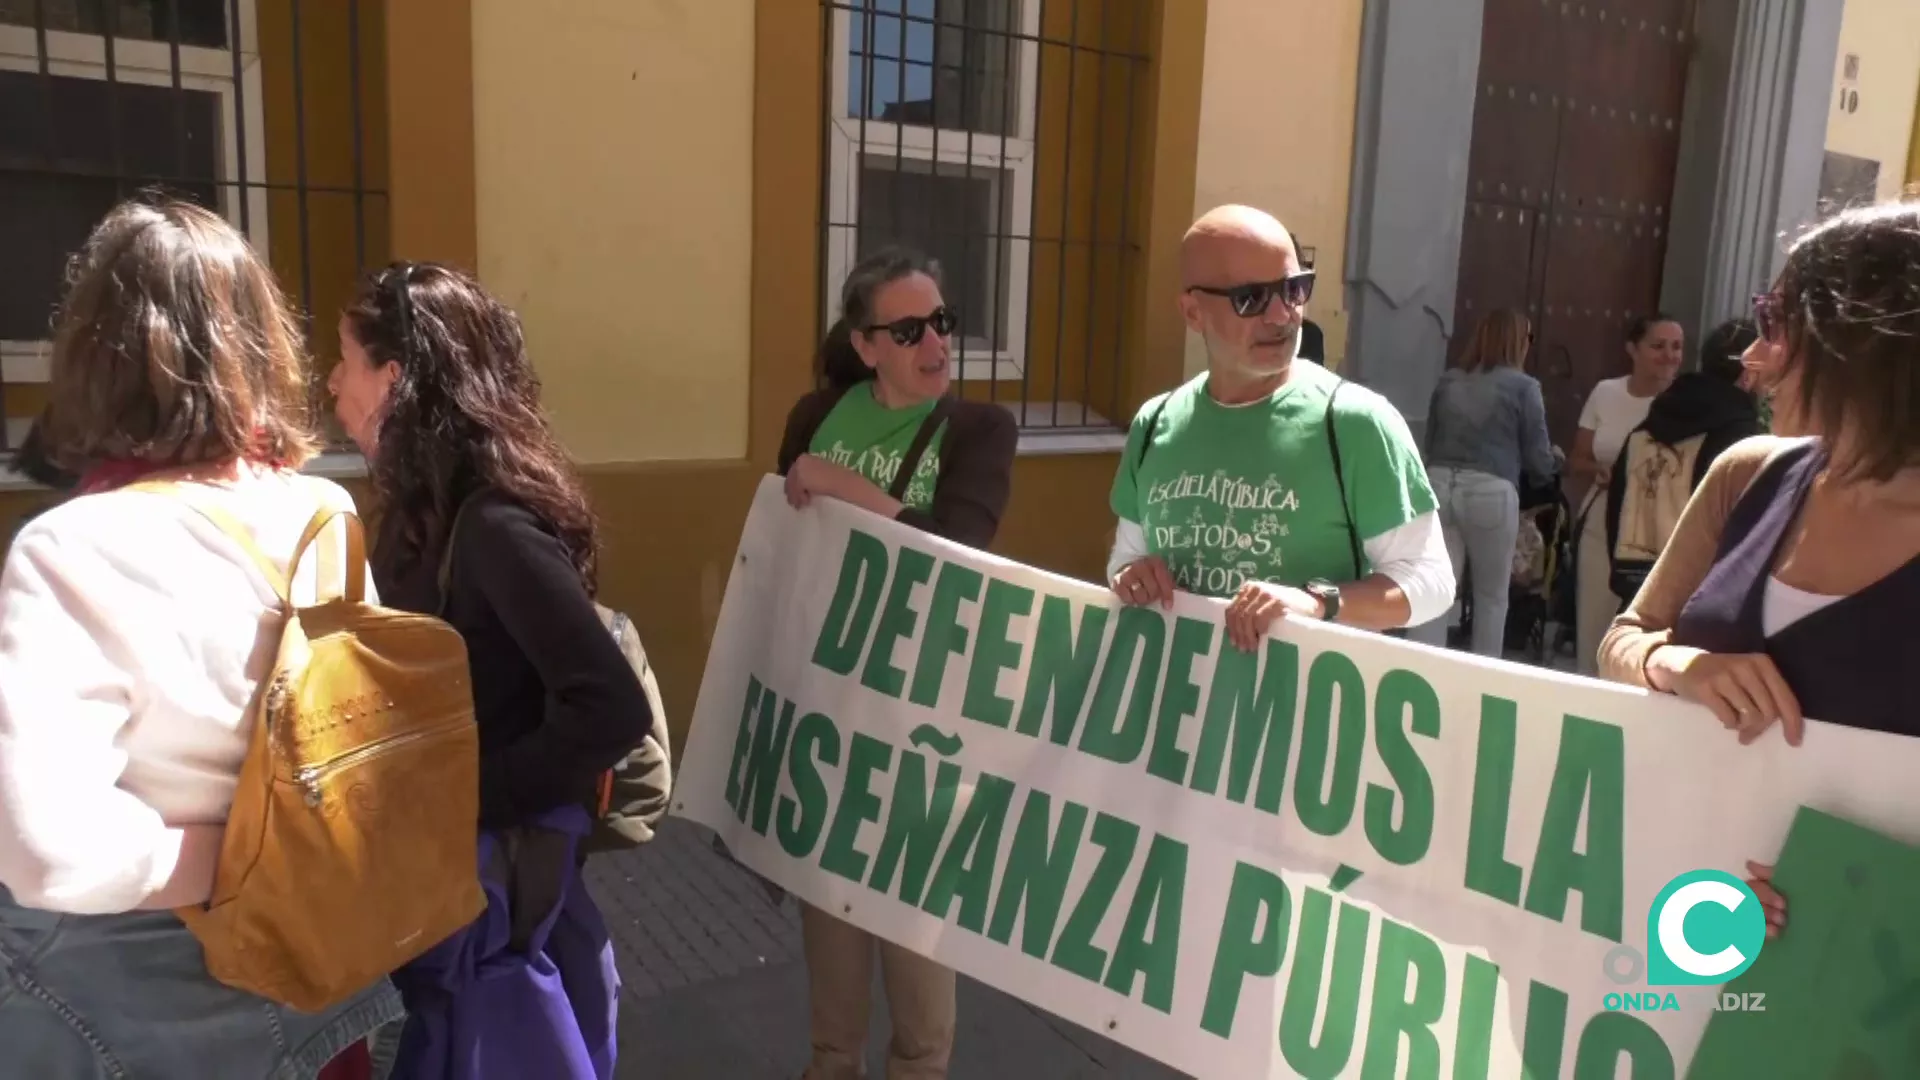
1598;435;1799;685
776;384;1019;551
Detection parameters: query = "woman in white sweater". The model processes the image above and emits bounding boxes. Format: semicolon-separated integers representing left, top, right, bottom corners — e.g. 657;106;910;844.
0;201;400;1077
1568;313;1684;672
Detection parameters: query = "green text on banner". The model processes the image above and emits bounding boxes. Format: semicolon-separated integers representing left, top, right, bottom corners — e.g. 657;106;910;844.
675;477;1920;1079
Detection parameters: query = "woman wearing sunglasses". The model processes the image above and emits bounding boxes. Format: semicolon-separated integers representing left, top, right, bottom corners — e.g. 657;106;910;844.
777;247;1017;1080
1599;200;1920;941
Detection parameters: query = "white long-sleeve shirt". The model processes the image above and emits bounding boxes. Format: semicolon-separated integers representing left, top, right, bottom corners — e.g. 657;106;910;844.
1106;510;1454;627
0;467;363;914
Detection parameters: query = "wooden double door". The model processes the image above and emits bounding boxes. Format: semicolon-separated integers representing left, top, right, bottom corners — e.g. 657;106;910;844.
1453;0;1695;448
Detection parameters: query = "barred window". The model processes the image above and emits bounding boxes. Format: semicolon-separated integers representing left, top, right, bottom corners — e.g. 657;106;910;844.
0;0;386;457
821;0;1146;437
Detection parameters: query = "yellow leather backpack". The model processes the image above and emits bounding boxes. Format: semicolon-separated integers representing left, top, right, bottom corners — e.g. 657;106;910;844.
135;480;485;1012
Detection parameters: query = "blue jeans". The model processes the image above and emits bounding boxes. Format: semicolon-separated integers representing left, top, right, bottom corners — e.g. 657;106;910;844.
0;888;403;1080
1410;466;1520;658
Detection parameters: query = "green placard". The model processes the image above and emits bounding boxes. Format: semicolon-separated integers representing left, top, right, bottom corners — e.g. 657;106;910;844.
1688;807;1920;1079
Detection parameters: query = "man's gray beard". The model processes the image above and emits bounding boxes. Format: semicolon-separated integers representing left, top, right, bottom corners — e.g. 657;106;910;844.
1206;330;1299;373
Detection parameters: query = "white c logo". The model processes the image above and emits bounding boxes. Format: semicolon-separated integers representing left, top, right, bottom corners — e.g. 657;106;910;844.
1657;879;1751;978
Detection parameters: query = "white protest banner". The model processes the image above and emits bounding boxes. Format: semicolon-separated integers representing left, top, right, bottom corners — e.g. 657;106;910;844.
676;477;1920;1079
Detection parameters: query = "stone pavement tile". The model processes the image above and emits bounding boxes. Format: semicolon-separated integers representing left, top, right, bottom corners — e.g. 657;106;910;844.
594;818;1192;1079
615;958;812;1079
586;818;803;999
613;960;1189;1080
941;977;1187;1080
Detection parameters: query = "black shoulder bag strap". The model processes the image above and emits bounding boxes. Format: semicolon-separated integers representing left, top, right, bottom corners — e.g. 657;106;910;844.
1136;395;1173;467
435;490;486;618
1324;379;1365;580
1137;381;1362;577
889;397;956;501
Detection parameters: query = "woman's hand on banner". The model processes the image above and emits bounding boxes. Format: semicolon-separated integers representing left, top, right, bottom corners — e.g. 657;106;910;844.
785;455;828;508
1745;860;1787;940
1645;645;1805;746
1111;555;1175;611
786;455;897;518
1223;581;1322;652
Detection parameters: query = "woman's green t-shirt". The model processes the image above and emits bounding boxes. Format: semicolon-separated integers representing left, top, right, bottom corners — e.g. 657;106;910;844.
806;383;946;511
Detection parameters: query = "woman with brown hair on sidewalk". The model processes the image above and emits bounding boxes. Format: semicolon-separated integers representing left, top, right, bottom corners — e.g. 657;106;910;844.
1599;199;1920;940
0;199;397;1078
777;247;1017;1080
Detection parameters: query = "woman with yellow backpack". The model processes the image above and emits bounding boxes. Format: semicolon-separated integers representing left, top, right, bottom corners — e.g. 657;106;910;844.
0;201;408;1076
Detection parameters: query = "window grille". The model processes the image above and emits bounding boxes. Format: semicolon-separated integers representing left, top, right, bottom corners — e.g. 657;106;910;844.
0;0;387;454
819;0;1148;434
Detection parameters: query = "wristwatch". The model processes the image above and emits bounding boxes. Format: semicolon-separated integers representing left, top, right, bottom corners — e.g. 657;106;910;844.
1304;579;1341;622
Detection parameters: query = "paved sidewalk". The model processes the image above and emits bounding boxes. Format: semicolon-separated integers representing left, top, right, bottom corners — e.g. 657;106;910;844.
585;819;1186;1080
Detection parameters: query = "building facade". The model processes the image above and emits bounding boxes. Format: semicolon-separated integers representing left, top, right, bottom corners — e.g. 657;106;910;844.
0;0;1914;748
1344;0;1917;448
1822;0;1920;208
0;0;1219;748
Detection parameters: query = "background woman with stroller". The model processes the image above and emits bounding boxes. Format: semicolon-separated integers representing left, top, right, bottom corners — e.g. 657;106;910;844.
1411;309;1559;658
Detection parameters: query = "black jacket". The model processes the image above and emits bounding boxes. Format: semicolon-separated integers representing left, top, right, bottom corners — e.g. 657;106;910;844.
1635;373;1763;485
374;491;653;829
1604;374;1763;595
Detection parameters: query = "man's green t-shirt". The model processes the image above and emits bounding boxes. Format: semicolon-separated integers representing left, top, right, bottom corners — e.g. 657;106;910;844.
807;382;945;511
1108;363;1437;598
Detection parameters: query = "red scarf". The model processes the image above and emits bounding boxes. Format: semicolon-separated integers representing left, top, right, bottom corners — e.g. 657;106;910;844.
77;458;172;496
77;432;291;495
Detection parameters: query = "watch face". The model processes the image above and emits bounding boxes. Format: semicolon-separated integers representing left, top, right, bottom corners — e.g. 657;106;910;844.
1310;582;1338;618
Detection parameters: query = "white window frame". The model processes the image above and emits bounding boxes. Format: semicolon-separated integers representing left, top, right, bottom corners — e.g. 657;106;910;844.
0;5;268;388
825;0;1040;383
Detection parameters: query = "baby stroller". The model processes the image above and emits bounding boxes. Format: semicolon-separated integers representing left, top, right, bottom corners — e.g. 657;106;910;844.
1454;469;1574;664
1504;471;1575;663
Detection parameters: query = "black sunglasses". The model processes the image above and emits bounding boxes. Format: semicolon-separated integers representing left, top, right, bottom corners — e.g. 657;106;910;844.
862;306;958;347
1751;292;1785;343
1189;271;1316;317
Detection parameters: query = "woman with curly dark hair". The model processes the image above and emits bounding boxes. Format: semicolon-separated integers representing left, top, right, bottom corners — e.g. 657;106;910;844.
1600;199;1920;942
329;262;650;1080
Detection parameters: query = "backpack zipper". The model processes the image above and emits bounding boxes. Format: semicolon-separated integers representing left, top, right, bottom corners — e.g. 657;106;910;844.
293;717;469;807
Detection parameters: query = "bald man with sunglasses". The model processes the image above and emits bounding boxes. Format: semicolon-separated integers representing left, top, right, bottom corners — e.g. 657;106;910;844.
1107;205;1454;651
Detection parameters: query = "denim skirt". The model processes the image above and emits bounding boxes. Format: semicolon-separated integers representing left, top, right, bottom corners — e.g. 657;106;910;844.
0;888;403;1079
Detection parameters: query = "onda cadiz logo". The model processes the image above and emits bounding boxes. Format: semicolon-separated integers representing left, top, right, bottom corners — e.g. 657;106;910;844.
1648;870;1768;985
1603;869;1769;1014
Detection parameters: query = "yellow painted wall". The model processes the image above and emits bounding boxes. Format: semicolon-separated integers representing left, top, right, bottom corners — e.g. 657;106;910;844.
1183;0;1362;377
1827;0;1920;202
469;0;754;465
